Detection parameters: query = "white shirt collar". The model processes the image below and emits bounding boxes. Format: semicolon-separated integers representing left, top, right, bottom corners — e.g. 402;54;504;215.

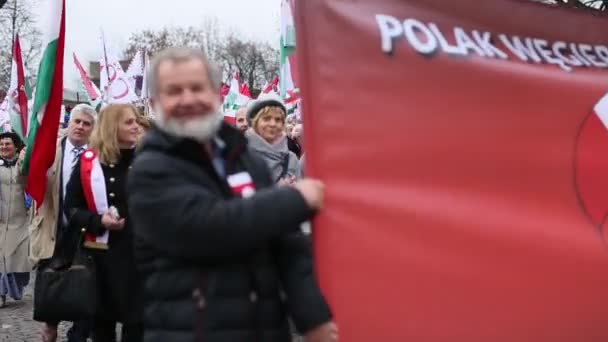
65;138;87;155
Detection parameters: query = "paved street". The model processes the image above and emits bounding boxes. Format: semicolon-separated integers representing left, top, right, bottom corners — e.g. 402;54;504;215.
1;274;302;342
0;273;72;342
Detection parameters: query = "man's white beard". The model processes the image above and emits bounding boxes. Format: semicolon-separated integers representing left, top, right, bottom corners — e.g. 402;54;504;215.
155;106;224;143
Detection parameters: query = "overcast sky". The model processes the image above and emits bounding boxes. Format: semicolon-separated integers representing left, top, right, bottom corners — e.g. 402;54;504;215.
36;0;281;88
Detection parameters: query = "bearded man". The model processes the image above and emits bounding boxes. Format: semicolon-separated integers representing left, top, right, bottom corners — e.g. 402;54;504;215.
126;47;338;342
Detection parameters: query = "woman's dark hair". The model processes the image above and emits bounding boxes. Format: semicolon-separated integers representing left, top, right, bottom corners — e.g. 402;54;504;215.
0;131;25;150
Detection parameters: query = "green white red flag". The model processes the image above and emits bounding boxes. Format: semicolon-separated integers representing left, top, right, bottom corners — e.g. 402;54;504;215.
22;0;66;208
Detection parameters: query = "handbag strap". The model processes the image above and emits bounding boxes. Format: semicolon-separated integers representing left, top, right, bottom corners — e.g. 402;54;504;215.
72;229;92;265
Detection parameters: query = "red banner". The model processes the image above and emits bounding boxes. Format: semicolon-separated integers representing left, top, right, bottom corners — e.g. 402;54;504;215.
297;1;608;341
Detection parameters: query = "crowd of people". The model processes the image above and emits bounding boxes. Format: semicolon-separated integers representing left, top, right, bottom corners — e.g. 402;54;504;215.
0;47;338;342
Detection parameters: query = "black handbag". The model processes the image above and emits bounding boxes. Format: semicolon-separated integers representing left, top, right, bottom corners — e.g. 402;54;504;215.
33;233;97;322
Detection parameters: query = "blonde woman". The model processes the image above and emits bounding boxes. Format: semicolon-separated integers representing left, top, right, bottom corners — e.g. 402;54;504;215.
245;93;301;185
65;104;143;341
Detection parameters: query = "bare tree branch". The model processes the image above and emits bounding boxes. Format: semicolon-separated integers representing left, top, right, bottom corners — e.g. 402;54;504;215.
123;21;280;92
0;0;41;93
530;0;607;11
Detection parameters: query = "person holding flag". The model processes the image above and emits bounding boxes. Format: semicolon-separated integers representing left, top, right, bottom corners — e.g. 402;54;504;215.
0;132;30;308
31;104;97;342
7;35;30;141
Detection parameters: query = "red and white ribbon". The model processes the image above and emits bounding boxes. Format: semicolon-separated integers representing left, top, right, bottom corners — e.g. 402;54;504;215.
80;150;110;249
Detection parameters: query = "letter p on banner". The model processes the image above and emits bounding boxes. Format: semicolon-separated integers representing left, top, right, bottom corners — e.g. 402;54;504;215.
297;0;608;341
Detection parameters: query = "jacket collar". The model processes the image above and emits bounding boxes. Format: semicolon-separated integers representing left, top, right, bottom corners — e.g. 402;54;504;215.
142;122;248;171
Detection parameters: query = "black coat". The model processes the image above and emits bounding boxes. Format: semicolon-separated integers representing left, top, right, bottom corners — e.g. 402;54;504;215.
126;124;332;342
65;148;143;324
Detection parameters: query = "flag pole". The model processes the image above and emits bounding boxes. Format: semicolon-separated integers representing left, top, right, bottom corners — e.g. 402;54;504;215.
8;0;16;105
10;0;16;52
142;48;150;117
101;30;112;104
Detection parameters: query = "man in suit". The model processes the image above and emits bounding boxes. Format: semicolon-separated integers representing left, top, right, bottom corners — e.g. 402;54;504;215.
29;103;97;342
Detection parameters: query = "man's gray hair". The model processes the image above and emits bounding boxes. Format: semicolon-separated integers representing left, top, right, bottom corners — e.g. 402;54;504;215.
148;47;222;97
70;104;97;122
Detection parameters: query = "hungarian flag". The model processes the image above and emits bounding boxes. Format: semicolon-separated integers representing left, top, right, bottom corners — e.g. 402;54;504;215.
223;111;236;126
223;72;250;124
223;72;240;109
240;83;252;98
220;83;230;103
8;35;29;140
261;76;279;96
73;52;101;101
75;76;101;110
285;89;300;104
22;0;66;208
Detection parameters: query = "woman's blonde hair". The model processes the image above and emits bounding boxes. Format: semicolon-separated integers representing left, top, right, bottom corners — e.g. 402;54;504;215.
136;114;152;131
90;104;138;165
252;106;286;133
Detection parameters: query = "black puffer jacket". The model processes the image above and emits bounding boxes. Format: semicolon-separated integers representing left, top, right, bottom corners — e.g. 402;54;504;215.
127;124;332;342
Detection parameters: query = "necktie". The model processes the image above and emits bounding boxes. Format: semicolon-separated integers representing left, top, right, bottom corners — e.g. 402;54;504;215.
72;147;84;166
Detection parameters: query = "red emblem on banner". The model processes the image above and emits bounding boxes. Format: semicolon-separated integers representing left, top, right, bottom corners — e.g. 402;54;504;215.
574;93;608;239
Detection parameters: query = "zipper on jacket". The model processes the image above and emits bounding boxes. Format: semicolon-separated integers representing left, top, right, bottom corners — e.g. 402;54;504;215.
1;167;13;275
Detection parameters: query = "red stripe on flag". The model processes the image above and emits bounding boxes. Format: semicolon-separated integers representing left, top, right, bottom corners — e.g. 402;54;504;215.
240;83;252;98
220;84;230;96
285;90;300;104
13;36;28;134
73;53;99;100
263;77;279;94
25;0;66;209
285;97;299;105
